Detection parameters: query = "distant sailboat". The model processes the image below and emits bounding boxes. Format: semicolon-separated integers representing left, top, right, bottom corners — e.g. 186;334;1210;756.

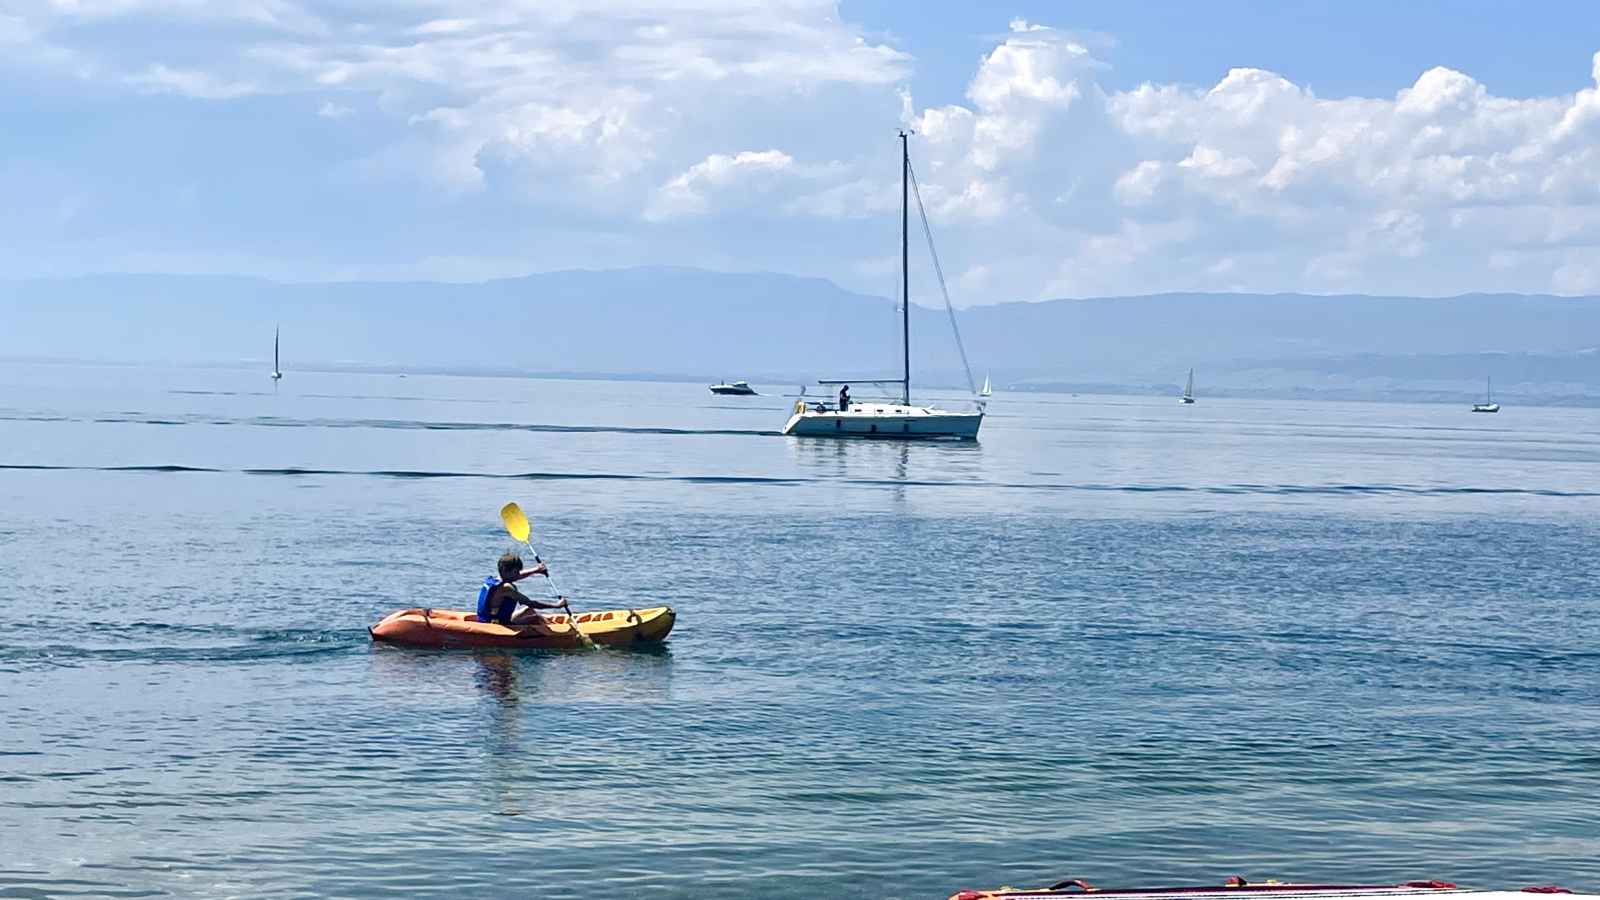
980;373;992;397
271;327;283;386
1471;376;1499;413
1179;367;1195;404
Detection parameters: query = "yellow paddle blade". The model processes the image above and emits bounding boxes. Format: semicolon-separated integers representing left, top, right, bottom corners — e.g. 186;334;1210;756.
499;502;530;543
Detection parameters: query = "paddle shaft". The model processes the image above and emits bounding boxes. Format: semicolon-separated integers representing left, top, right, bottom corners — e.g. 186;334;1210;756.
518;543;594;649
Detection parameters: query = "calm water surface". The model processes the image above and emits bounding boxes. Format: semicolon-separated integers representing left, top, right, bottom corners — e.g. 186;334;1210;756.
1;361;1597;899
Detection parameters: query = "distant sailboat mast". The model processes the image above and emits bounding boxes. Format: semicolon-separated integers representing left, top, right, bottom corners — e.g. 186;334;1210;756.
271;326;283;384
1180;367;1195;403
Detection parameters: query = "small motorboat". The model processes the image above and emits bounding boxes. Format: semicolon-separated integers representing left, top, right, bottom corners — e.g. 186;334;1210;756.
710;380;757;396
369;606;675;650
947;878;1590;900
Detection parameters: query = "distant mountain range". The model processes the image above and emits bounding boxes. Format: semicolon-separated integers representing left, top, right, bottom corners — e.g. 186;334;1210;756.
4;267;1599;404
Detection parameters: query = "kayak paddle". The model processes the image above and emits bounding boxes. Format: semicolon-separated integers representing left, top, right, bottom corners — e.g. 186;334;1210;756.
499;502;596;649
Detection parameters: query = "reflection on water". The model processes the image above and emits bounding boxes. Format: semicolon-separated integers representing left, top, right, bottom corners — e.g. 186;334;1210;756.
369;643;676;708
788;435;983;485
366;647;678;819
475;652;521;706
476;653;525;816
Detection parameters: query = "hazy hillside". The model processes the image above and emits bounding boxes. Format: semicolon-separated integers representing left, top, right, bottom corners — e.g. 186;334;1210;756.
4;268;1599;403
0;268;906;379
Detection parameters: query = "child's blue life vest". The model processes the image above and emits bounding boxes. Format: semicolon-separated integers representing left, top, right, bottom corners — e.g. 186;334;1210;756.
477;576;510;624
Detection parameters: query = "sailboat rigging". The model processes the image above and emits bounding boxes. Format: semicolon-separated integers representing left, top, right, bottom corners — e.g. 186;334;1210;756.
781;132;983;440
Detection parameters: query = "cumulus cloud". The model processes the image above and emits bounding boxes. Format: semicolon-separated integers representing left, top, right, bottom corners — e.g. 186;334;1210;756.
7;3;1600;299
7;0;904;203
647;149;797;219
897;24;1600;300
1083;54;1600;297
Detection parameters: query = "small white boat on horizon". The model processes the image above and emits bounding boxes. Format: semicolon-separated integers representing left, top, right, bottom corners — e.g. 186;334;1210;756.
1179;367;1195;404
1471;376;1499;413
980;373;992;397
710;380;757;396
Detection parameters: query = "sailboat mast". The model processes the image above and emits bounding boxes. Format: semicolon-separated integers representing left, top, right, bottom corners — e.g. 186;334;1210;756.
900;131;912;407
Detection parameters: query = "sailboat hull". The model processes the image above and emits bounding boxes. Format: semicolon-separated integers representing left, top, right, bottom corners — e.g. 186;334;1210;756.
782;404;981;440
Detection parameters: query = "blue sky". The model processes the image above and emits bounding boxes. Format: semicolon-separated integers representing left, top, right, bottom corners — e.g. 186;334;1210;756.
4;1;1600;302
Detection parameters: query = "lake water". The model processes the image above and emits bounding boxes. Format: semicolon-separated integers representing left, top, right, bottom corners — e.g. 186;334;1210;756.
2;361;1598;900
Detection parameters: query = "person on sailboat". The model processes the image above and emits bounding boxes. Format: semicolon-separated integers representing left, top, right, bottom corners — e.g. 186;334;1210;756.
477;552;562;628
837;384;851;412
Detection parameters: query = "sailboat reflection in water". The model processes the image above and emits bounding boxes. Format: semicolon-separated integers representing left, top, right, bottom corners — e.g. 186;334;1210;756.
782;131;985;441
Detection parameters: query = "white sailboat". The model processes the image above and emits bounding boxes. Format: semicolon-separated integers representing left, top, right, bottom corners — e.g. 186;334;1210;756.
980;373;992;397
270;327;283;386
1471;375;1499;413
782;133;984;440
1179;367;1195;404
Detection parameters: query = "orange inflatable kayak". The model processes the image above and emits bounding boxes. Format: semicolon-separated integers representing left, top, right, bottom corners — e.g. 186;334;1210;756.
369;606;675;650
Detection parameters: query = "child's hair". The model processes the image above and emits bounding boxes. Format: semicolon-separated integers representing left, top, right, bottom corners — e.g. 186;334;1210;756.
497;551;523;577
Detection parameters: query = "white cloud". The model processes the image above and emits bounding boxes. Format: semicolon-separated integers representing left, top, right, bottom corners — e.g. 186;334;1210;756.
6;0;905;204
7;5;1600;300
0;12;35;42
891;26;1600;300
647;149;797;219
124;62;258;98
